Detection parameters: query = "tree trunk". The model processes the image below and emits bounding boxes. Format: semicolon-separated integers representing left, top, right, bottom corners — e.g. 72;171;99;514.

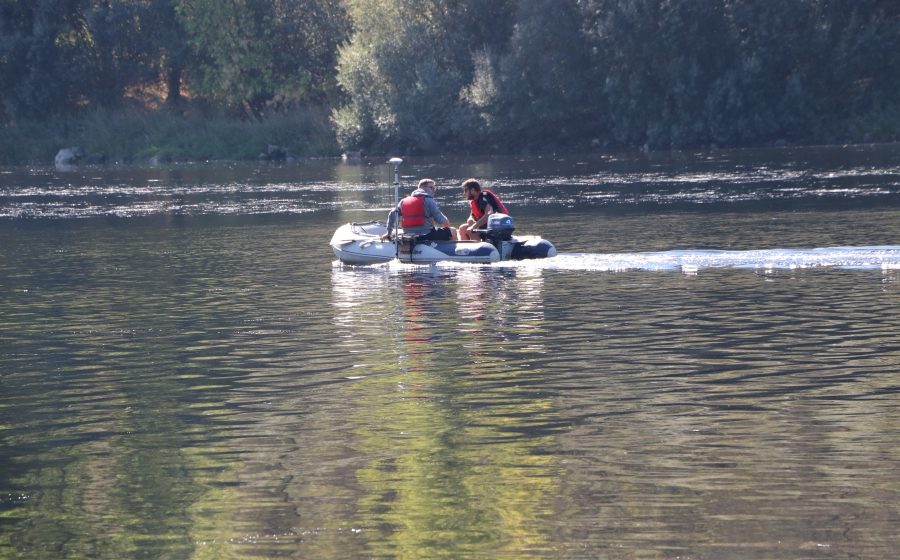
165;64;183;105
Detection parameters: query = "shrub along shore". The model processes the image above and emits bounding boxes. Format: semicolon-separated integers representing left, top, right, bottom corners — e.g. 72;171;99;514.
4;103;899;167
0;104;340;166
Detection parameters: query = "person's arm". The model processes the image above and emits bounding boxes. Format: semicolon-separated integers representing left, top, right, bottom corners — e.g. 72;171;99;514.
425;198;450;228
382;206;399;240
471;197;494;229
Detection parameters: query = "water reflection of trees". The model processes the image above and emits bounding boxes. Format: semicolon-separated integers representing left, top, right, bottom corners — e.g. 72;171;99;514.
0;273;225;558
321;265;561;558
4;261;560;558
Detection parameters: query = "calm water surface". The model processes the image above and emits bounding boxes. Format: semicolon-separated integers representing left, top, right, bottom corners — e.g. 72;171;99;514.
2;146;900;559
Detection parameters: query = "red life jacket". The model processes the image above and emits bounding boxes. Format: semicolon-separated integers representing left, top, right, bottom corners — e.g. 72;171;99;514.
400;194;426;227
470;189;508;220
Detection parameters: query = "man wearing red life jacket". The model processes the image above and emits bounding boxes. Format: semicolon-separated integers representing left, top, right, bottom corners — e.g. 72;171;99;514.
457;179;509;241
383;178;454;241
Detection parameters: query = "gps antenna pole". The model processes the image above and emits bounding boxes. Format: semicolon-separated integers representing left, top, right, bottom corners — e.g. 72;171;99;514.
389;157;403;206
389;157;403;257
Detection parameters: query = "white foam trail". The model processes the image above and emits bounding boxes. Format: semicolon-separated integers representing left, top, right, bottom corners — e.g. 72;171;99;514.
495;246;900;272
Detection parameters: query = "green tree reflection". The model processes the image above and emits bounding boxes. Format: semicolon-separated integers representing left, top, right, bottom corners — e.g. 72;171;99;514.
329;268;561;558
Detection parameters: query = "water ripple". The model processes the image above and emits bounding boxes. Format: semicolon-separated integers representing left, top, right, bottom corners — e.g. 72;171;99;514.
3;148;900;218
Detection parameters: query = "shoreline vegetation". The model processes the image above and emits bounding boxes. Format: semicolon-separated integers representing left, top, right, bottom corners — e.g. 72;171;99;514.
0;103;340;166
2;100;899;167
2;1;898;166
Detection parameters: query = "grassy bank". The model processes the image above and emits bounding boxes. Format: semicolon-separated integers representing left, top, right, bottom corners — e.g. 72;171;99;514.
0;104;340;165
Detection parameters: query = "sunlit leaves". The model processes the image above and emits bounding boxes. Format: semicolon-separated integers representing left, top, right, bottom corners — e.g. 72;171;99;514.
175;0;348;117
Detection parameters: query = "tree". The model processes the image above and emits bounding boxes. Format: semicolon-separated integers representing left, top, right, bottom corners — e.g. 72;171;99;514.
82;1;166;107
141;0;190;105
0;0;91;120
0;0;190;120
333;0;516;152
490;0;599;150
581;0;738;149
175;0;349;117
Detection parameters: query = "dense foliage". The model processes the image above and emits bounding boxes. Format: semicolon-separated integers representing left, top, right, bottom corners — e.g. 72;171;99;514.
335;0;900;152
0;0;347;119
1;0;898;162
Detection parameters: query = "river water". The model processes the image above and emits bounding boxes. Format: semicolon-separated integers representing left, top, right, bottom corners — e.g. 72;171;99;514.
2;145;900;559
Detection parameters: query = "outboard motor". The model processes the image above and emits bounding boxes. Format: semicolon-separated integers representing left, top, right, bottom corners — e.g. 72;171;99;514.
472;213;556;260
482;213;515;246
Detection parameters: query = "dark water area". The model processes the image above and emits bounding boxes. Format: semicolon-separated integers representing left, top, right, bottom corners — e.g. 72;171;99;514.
2;145;900;558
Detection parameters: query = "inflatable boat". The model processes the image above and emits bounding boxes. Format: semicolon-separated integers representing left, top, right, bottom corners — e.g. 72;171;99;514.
331;213;556;265
330;158;556;265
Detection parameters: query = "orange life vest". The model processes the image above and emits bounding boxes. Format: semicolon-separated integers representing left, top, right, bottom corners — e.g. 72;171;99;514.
470;189;508;220
400;194;426;227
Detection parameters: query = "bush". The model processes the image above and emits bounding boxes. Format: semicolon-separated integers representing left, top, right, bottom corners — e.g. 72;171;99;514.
0;103;340;165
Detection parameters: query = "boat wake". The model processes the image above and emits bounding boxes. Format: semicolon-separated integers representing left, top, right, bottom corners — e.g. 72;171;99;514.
335;245;900;273
491;245;900;272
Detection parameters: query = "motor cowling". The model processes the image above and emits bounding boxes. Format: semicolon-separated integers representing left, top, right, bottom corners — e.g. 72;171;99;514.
485;213;515;242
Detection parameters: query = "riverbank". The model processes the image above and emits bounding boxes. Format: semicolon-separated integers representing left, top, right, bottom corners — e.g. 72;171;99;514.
4;102;898;168
0;104;340;166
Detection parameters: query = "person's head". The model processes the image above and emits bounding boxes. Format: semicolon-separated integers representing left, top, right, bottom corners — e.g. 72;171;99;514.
461;178;481;200
418;178;436;194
